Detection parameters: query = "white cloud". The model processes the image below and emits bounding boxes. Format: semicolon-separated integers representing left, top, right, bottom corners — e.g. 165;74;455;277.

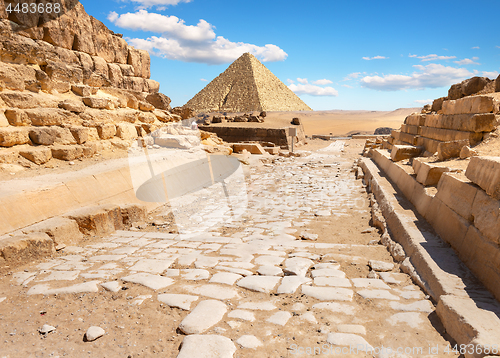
297;78;308;84
287;79;295;84
109;10;287;65
409;54;456;62
482;71;499;79
342;84;353;88
414;99;433;105
360;63;472;91
200;78;208;82
343;72;362;81
454;57;480;65
312;79;333;85
288;83;338;96
472;46;480;49
362;56;387;60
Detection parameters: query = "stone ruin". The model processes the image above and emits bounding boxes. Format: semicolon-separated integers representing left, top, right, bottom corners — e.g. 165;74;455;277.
0;0;231;167
361;75;500;301
184;52;312;113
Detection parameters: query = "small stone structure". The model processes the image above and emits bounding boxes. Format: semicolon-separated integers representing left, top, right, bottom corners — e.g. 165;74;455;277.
184;53;312;113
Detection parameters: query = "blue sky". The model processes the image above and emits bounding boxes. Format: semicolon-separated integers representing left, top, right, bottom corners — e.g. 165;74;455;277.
81;0;500;110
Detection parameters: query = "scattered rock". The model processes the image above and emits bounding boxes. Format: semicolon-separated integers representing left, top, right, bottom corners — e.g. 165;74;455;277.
85;326;105;342
178;300;227;335
236;335;262;349
368;260;394;272
38;324;56;335
177;335;236;358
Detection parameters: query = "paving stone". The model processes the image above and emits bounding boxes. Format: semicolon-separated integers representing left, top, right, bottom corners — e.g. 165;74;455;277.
177;334;236;358
254;255;285;266
311;269;346;278
378;272;406;284
237;301;277;311
187;284;239;300
266;311;292;326
226;321;242;329
326;333;373;351
129;259;174;274
28;281;101;295
158;294;199;310
387;312;424;329
313;263;341;270
237;276;281;293
368;260;394;272
111;247;138;255
100;281;121;292
121;273;174;290
218;261;254;269
166;269;180;277
89;255;127;262
257;265;283;276
314;277;351;287
195;256;219;269
388;300;434;313
209;272;242;285
302;286;353;301
178;300;227;334
283;257;314;276
182;269;211;281
357;289;400;300
312;302;356;315
236;335;262;349
337;324;366;335
38;270;80;282
85;326;105;342
299;311;317;324
177;254;200;267
351;278;390;289
398;290;423;300
227;309;255;322
214;266;253;276
315;210;331;216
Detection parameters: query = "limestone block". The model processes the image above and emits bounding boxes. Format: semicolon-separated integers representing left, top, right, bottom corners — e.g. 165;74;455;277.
138;101;155;112
116;123;138;140
83;73;111;88
107;63;123;88
69;126;90;144
145;79;160;93
97;123;116;140
465;156;500;200
416;162;451;186
92;56;109;78
390;145;422;162
41;61;83;84
471;188;500;244
58;99;86;114
437;139;469;161
87;128;100;141
25;108;71;126
431;97;446;112
71;84;97;97
123;76;146;92
121;204;148;226
64;204;122;236
233;143;266;155
404;113;426;126
436;173;478;222
153;109;172;123
22;217;83;246
0;233;54;265
0;62;25;90
0;127;30;147
398;132;418;145
118;64;135;76
0;35;39;65
19;147;52;165
400;124;420;135
442;96;499;115
420;126;482;145
112;36;129;64
0;149;18;164
416;136;441;154
51;145;84;161
30;127;77;146
138;112;156;124
4;109;30;126
424;113;498;133
91;17;115;63
459;146;478;159
83;97;115;110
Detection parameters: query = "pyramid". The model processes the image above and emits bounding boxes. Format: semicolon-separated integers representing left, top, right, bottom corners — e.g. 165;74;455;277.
185;53;312;113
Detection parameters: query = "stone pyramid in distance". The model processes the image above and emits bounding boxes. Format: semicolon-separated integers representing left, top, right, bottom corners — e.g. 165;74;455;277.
184;52;312;113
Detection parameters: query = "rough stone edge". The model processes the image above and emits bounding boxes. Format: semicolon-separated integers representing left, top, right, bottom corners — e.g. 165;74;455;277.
359;156;500;358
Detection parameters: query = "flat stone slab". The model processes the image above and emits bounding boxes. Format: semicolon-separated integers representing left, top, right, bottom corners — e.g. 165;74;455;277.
299;311;317;324
277;276;311;294
28;281;101;295
158;294;199;310
378;272;406;284
314;277;351;287
302;286;353;301
283;257;314;276
351;278;390;289
315;210;331;216
266;311;292;326
326;333;373;351
121;273;174;290
236;335;262;349
194;256;219;269
254;255;284;266
311;269;346;278
237;276;281;293
337;324;366;335
129;259;173;274
357;289;400;300
187;284;239;300
178;300;227;334
387;312;424;328
214;266;253;276
227;309;255;322
368;260;394;272
89;255;127;262
313;263;341;270
182;269;211;281
238;301;277;311
209;272;242;285
100;281;121;292
256;265;283;276
388;300;434;313
177;334;236;358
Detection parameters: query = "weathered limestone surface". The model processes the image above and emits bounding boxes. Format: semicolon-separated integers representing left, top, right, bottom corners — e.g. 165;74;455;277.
465;156;500;200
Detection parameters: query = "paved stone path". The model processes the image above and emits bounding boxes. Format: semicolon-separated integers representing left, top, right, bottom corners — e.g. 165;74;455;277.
0;141;457;357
